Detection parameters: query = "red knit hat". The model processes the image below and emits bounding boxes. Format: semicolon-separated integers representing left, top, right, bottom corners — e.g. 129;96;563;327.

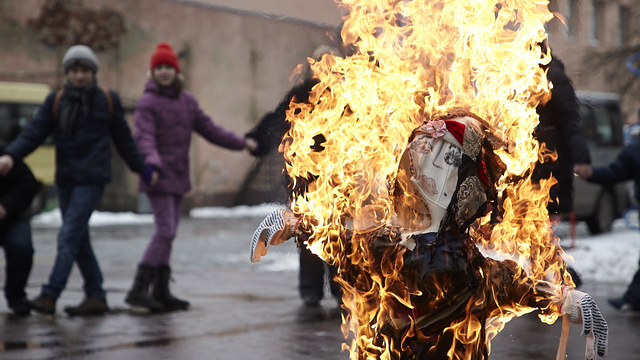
150;42;180;72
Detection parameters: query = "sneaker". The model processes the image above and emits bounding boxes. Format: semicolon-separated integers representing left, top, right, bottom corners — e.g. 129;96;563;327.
8;298;32;317
64;296;109;316
29;294;56;315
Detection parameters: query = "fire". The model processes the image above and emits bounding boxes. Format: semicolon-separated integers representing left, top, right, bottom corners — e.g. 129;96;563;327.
281;0;569;358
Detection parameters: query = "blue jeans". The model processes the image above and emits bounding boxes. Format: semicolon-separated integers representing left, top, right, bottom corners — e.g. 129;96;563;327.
1;221;34;305
42;185;106;300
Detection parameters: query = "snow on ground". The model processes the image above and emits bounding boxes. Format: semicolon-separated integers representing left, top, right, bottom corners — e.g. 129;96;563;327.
557;219;639;285
31;203;286;227
189;203;286;218
31;204;640;283
32;208;154;227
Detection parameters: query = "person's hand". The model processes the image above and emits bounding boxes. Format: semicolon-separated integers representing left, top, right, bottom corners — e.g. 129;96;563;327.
0;155;14;176
245;138;259;153
250;209;301;263
0;204;6;220
560;288;608;359
141;165;159;186
150;171;159;186
573;163;593;179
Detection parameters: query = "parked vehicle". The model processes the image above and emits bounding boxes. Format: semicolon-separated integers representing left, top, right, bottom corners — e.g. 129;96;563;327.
0;81;54;213
572;91;631;234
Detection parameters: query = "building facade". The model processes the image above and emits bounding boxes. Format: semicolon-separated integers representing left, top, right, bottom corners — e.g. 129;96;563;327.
547;0;640;122
0;0;339;211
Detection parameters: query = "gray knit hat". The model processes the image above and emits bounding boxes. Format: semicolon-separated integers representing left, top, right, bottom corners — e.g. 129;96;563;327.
62;45;99;73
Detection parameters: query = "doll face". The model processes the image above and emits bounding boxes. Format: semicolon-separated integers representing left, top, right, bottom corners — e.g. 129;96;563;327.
152;64;177;87
67;65;94;88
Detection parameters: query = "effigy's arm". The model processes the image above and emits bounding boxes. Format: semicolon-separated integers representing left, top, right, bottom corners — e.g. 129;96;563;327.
249;209;302;263
479;258;608;360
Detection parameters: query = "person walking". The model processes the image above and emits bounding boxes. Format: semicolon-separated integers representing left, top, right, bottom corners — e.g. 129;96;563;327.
245;45;344;311
0;144;40;316
124;42;258;311
0;45;152;316
575;138;640;311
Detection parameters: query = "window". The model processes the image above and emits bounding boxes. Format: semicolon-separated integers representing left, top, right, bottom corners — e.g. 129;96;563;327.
591;0;605;44
0;103;18;144
0;102;53;145
617;6;630;47
567;0;581;39
580;102;623;147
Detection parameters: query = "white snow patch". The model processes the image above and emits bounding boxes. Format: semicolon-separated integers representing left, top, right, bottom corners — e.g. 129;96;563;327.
563;221;639;284
255;251;299;272
32;209;154;227
32;203;287;228
189;203;286;219
472;218;639;285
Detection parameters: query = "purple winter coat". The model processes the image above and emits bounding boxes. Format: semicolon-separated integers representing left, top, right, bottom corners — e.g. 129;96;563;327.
134;80;247;194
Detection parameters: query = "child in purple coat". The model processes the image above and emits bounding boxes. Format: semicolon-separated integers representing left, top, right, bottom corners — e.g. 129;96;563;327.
125;42;257;311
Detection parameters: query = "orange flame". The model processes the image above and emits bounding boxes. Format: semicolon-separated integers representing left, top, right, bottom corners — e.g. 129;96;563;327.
281;0;568;358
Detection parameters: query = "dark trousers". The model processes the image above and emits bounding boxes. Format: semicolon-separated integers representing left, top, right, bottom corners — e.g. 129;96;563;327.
1;221;34;305
42;185;105;300
299;245;342;304
624;214;640;307
624;255;640;307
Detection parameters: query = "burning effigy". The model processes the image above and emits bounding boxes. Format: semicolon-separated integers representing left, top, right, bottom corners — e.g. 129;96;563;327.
250;0;608;359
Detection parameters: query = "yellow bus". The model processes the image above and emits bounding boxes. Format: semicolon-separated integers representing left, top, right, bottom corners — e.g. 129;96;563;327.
0;81;55;212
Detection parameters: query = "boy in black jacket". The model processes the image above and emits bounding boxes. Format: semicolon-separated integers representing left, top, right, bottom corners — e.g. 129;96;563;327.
0;45;151;316
0;145;40;316
575;139;640;310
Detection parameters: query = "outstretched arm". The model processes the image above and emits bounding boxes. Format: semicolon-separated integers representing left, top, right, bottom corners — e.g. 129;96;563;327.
189;93;248;151
250;209;302;262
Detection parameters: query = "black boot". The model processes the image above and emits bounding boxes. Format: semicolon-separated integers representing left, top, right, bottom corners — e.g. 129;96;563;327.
125;264;164;311
153;265;189;311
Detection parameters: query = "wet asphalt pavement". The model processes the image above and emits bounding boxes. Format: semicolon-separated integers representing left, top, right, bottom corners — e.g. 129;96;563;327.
0;216;638;360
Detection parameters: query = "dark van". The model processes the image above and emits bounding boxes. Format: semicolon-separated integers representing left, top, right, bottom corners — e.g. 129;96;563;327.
573;91;631;234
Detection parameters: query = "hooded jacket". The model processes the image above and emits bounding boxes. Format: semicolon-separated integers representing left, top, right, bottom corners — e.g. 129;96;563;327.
134;80;247;194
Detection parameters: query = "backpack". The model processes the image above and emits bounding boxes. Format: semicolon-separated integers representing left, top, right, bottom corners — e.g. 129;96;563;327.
51;87;114;124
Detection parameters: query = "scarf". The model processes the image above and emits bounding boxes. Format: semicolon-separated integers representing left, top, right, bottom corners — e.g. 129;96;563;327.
59;78;97;137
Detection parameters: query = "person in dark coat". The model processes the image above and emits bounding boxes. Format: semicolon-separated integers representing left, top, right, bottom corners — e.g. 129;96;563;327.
0;144;40;316
0;45;153;316
575;139;640;310
246;45;344;310
532;53;590;288
125;42;257;312
532;54;591;215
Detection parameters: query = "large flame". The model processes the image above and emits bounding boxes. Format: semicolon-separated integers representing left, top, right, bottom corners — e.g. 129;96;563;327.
281;0;568;358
